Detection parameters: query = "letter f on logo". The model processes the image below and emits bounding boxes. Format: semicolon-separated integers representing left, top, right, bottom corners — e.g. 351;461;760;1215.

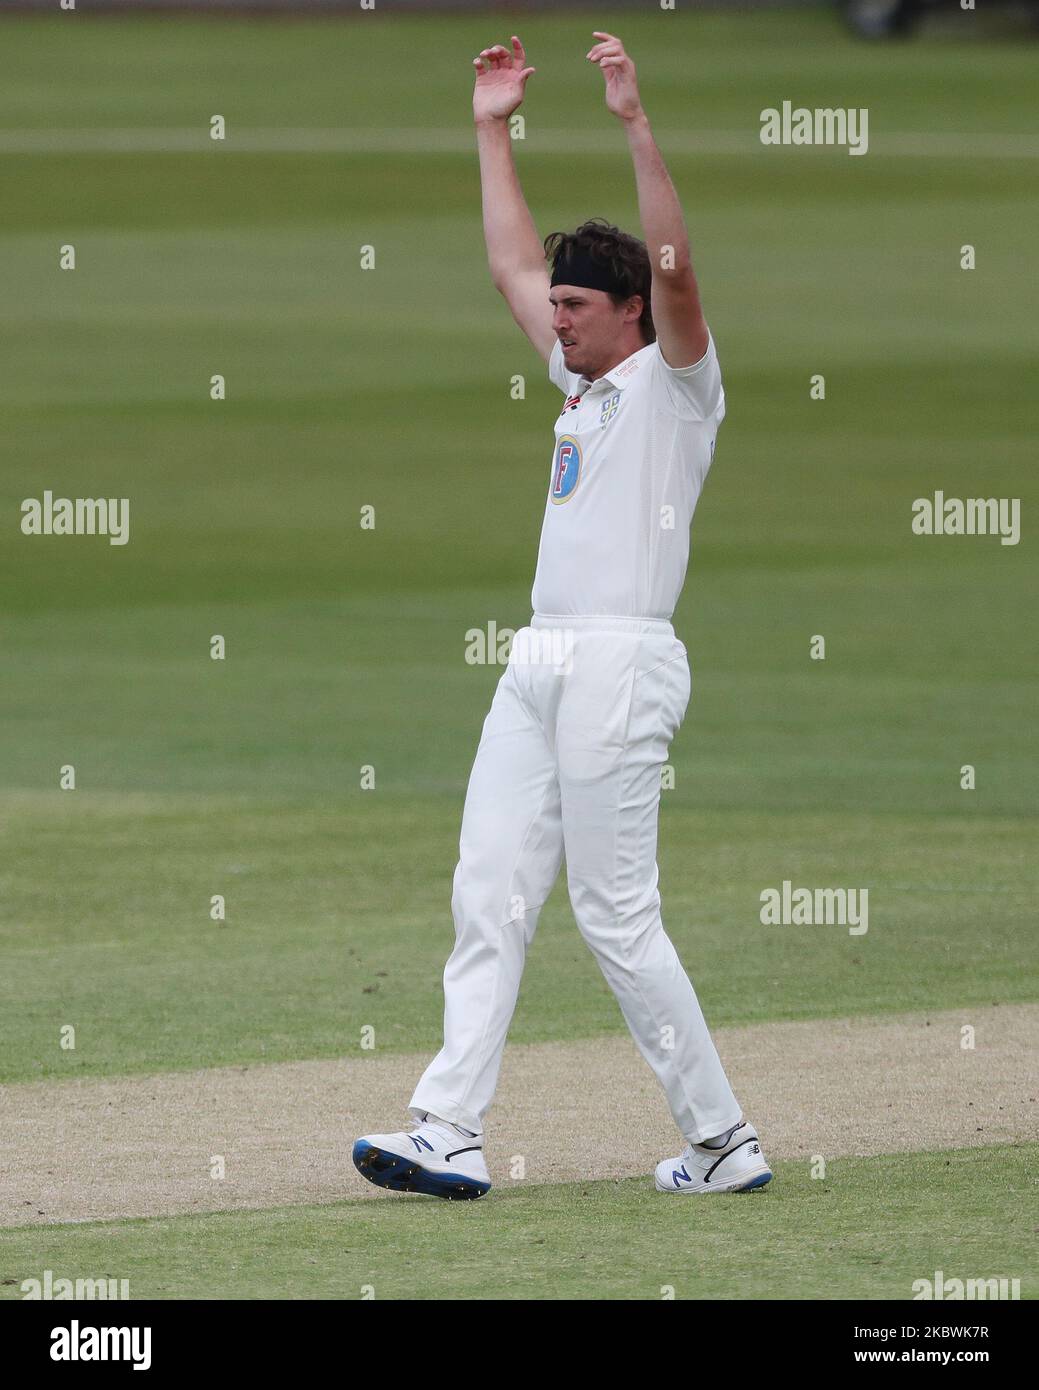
551;435;581;503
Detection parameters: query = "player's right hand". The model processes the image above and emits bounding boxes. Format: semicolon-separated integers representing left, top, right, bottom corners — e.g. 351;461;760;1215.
472;35;535;123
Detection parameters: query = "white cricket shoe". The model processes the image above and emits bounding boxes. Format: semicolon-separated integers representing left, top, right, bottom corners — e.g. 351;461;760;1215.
352;1116;491;1200
655;1121;773;1194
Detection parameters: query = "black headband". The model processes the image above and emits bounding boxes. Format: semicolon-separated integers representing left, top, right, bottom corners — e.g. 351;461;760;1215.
549;247;628;298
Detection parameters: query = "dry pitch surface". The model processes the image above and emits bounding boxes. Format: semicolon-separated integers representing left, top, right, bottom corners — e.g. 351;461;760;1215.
2;1003;1035;1227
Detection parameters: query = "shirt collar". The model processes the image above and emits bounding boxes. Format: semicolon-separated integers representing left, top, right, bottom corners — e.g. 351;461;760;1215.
576;342;654;395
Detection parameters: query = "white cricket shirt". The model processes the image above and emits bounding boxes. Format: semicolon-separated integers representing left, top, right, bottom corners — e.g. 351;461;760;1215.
530;333;724;621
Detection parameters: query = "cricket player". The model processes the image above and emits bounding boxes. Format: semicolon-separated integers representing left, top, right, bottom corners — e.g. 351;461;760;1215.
354;32;771;1200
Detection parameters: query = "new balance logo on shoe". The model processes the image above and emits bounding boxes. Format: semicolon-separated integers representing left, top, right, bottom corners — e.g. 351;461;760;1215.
410;1135;434;1153
655;1121;773;1195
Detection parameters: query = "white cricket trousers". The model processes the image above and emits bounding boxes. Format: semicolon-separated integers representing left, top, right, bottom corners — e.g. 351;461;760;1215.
409;614;742;1144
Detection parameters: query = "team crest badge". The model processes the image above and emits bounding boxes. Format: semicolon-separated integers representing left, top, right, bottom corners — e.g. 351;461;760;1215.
599;391;621;427
550;434;581;504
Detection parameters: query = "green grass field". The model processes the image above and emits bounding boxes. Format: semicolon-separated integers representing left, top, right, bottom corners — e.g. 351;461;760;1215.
1;1146;1033;1302
0;7;1035;1300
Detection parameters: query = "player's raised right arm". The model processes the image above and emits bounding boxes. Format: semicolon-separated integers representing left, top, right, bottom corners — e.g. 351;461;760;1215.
473;37;555;363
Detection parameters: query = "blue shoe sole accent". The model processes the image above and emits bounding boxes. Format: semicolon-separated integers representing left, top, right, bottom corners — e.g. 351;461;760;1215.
739;1170;773;1191
352;1140;491;1201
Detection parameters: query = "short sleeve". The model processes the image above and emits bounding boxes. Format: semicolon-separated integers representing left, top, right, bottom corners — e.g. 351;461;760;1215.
548;337;576;395
653;332;724;422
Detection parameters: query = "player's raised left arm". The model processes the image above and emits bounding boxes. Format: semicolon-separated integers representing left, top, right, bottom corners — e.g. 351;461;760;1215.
588;32;709;368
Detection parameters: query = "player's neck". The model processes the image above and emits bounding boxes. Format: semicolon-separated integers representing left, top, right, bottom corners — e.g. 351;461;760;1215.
584;334;649;383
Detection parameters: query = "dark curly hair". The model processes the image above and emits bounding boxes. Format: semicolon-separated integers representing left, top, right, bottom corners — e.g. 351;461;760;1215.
543;217;655;344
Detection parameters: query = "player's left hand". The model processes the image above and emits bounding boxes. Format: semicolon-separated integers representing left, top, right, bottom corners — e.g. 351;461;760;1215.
587;32;643;122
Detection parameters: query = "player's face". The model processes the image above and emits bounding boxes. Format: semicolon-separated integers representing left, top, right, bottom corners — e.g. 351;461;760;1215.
550;285;639;378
